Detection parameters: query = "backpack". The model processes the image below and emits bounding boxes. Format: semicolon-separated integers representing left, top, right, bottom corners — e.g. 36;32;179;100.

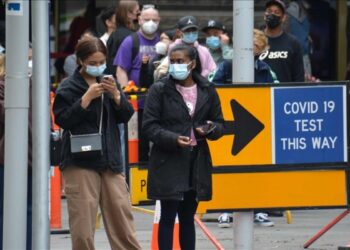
105;32;140;75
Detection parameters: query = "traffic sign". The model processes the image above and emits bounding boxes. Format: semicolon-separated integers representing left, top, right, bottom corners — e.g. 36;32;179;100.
209;83;347;167
273;85;347;164
129;165;151;205
129;83;350;210
209;86;273;166
198;82;349;212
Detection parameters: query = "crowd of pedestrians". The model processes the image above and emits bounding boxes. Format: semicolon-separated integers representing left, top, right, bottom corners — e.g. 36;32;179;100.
0;0;316;249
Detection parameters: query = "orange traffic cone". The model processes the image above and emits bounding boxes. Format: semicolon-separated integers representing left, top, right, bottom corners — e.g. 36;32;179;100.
151;200;181;250
128;95;139;164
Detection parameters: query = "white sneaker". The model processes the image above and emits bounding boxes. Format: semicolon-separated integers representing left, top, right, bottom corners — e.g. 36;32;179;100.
218;213;231;228
254;213;274;227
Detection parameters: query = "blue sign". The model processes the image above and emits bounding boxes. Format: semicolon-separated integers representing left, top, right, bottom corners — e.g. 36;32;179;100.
273;85;346;164
8;3;21;11
6;1;23;16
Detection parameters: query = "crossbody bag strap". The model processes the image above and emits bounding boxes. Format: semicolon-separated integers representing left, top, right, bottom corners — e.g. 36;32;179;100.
98;94;104;134
69;94;104;136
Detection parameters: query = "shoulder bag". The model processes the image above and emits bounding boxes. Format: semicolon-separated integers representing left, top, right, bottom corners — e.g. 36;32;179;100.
70;95;104;160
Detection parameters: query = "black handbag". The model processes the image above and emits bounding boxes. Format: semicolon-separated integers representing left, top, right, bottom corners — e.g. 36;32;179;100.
70;95;104;160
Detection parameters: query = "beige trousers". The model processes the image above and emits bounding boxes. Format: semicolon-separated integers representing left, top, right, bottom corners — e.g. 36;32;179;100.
62;166;141;250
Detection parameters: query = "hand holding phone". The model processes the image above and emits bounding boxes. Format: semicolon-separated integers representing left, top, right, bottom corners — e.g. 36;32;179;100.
102;74;113;80
99;75;121;104
196;121;216;136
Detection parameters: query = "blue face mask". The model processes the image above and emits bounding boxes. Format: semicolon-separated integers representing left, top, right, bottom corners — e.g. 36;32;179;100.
206;36;221;50
85;63;106;77
182;31;198;44
169;63;191;80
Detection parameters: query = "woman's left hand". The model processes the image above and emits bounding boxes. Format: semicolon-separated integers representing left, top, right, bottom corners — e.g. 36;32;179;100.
195;121;215;136
101;76;121;105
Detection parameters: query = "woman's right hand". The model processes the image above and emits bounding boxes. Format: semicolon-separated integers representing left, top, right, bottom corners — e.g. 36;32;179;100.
177;136;192;148
81;83;104;109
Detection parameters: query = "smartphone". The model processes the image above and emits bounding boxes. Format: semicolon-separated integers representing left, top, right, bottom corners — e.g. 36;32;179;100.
102;74;113;80
199;123;216;134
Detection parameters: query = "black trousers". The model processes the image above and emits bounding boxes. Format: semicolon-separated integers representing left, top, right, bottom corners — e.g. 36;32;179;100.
158;190;198;250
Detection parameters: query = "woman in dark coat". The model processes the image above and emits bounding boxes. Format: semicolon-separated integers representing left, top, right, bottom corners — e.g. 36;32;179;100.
142;44;224;250
53;36;141;250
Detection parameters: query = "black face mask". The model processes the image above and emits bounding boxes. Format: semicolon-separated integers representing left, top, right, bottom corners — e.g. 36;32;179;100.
265;14;281;29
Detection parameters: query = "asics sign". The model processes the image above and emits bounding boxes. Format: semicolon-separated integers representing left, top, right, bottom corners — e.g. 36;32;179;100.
259;50;288;60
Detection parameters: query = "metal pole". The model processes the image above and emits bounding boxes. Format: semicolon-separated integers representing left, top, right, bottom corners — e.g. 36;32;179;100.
232;0;254;249
32;0;51;249
3;1;30;249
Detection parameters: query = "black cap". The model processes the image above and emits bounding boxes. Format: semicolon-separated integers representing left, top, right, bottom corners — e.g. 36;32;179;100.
202;19;226;33
265;0;286;13
177;16;199;31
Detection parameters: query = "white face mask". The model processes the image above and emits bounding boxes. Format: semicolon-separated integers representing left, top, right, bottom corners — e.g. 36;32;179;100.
141;20;158;35
155;41;168;55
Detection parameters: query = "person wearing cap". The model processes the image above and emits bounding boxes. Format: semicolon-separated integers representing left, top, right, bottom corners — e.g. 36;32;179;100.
202;19;233;64
168;16;216;78
260;0;304;83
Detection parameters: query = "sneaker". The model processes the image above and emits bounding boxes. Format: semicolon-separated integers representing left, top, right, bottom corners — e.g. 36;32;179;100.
254;213;274;227
218;213;231;228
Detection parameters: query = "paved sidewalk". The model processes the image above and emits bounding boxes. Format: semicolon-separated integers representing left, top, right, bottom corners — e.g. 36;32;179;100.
51;199;350;249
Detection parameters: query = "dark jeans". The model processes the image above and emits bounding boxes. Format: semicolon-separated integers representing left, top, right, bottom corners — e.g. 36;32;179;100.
158;190;198;250
0;166;32;250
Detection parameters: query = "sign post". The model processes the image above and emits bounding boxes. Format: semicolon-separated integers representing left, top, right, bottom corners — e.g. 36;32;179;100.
4;1;29;249
232;1;255;249
32;0;51;249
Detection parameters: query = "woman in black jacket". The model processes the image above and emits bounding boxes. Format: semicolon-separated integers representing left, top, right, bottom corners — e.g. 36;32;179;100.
142;44;224;250
53;36;141;250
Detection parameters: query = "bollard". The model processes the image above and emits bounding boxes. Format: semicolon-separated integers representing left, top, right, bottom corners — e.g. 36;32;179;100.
50;167;61;228
128;95;139;164
49;91;62;229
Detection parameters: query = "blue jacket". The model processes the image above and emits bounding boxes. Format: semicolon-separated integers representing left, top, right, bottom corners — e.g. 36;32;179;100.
211;59;275;84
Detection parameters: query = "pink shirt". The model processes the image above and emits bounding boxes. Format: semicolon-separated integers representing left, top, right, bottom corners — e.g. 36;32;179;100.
176;84;198;146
